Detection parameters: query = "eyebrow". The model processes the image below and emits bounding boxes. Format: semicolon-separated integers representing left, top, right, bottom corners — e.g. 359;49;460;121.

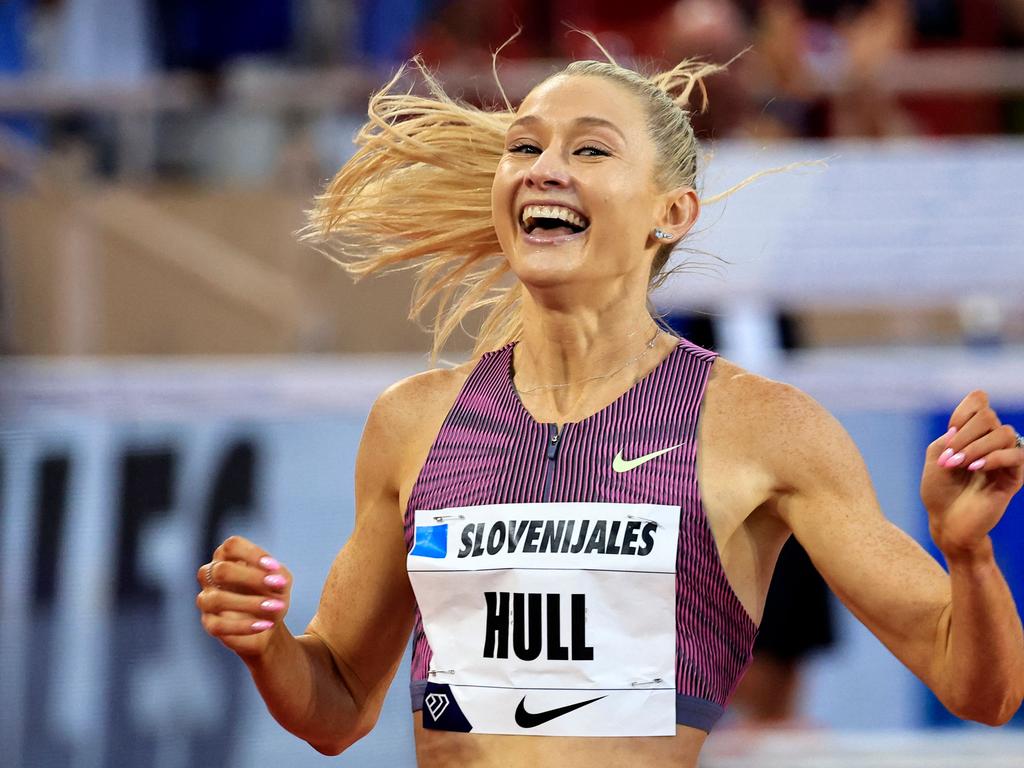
507;114;627;143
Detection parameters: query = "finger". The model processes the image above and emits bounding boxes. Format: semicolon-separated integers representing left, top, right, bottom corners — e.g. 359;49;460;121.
196;588;287;617
201;611;276;638
938;416;1007;468
946;390;990;436
938;424;1017;470
196;561;215;590
927;425;959;460
945;406;1000;453
962;445;1024;474
212;535;283;573
205;560;290;596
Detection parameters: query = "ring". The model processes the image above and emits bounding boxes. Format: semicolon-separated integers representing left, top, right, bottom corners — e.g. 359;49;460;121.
1016;431;1024;450
205;561;216;587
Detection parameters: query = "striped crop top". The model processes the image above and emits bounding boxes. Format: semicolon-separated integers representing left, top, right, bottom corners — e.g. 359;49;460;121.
402;337;757;733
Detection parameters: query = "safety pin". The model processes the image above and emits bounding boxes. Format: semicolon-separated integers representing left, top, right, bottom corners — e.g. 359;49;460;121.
428;669;455;676
627;514;660;528
630;678;664;687
432;514;465;522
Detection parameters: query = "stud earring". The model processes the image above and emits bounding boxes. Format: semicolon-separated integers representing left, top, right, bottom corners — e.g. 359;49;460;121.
653;228;673;240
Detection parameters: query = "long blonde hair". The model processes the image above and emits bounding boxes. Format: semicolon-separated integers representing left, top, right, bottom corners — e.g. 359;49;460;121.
303;52;789;364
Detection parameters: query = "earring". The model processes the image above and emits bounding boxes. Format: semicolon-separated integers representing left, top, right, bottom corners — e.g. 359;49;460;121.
653;228;673;240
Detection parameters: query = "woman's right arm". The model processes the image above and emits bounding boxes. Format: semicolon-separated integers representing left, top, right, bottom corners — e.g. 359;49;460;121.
196;381;419;755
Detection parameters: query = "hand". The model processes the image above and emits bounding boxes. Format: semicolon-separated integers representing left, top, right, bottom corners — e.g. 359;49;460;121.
196;535;293;659
921;391;1024;559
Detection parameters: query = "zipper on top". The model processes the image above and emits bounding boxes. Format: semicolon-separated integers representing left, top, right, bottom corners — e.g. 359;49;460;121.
542;423;563;501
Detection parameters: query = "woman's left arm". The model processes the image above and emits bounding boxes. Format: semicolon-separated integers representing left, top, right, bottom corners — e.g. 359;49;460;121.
768;385;1024;726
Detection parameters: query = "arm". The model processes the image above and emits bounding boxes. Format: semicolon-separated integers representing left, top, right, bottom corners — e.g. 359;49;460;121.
764;384;1024;725
197;380;418;754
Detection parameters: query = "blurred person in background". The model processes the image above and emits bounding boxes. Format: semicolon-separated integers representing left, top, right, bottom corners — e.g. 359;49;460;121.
728;535;836;727
194;36;1024;766
908;0;1017;134
733;0;919;138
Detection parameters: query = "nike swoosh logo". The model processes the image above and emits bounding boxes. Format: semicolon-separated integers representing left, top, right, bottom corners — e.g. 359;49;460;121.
514;695;605;728
612;442;684;473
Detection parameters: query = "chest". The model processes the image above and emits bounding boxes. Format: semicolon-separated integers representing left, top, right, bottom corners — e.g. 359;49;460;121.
408;403;704;513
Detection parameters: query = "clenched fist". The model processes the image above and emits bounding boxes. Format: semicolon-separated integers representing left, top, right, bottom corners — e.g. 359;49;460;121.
922;390;1024;559
196;535;293;659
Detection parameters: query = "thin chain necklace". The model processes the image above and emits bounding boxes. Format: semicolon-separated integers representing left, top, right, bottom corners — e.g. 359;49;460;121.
514;324;663;395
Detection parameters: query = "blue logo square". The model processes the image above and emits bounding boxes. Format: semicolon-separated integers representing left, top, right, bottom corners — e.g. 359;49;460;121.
411;523;448;558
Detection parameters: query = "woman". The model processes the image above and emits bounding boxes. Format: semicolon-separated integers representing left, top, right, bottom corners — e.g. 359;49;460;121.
195;54;1024;767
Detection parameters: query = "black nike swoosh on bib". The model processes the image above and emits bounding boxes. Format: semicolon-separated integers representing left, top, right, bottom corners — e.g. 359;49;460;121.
514;695;606;728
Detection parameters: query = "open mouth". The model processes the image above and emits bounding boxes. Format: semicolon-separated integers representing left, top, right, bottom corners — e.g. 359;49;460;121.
519;204;590;240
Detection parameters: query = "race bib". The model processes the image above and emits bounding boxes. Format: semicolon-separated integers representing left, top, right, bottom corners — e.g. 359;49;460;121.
407;501;680;737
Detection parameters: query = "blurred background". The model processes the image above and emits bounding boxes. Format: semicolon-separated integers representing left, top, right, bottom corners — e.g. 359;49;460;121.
1;0;1024;766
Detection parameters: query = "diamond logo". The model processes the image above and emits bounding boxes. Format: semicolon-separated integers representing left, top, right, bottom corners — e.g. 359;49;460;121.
425;692;450;721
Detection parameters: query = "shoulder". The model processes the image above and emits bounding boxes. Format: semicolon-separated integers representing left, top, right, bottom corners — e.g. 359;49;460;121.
365;359;476;444
705;356;838;431
357;354;483;487
703;356;821;429
371;361;475;428
703;357;862;491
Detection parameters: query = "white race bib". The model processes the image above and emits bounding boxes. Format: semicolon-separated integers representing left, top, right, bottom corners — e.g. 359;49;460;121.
407;501;680;737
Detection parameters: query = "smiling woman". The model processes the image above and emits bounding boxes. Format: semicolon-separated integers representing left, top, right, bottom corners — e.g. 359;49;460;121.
302;53;747;364
199;41;1024;768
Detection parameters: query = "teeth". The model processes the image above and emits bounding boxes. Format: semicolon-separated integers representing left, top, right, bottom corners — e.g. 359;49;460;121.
520;204;588;230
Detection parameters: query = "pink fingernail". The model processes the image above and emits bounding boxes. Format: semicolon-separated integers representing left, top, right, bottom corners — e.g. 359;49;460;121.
251;620;274;632
946;452;965;468
938;448;954;466
259;556;281;571
967;458;986;471
943;426;957;445
261;599;285;611
264;574;287;588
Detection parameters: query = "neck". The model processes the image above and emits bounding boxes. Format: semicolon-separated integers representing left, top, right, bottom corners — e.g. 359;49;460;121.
512;288;670;406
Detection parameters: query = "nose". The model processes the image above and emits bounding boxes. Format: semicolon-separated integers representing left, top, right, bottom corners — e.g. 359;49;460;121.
524;148;570;190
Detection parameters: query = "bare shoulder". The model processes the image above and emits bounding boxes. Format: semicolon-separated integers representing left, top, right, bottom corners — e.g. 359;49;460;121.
703;356;828;439
703;356;860;487
370;361;475;433
705;356;816;417
360;358;477;499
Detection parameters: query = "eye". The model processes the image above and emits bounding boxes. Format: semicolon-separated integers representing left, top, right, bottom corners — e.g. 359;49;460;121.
507;142;540;154
576;145;610;157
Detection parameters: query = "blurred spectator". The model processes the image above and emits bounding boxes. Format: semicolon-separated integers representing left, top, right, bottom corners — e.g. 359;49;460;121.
654;0;786;139
729;537;836;727
736;0;917;137
409;0;499;69
826;0;919;136
408;0;920;138
905;0;1011;134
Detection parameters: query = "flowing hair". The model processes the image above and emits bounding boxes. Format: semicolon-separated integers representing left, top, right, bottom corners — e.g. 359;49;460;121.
302;48;808;365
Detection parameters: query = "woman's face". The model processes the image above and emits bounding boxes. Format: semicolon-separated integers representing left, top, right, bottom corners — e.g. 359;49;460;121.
492;74;671;292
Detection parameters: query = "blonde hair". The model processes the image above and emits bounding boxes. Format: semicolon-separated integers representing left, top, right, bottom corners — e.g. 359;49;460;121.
303;52;793;364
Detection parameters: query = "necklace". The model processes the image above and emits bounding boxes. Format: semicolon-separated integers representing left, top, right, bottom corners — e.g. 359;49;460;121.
514;325;664;395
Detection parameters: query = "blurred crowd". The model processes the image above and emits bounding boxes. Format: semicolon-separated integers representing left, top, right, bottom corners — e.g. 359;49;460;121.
1;0;1023;145
405;0;1024;137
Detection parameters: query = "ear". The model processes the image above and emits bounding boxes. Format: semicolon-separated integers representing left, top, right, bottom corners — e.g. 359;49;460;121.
654;186;699;242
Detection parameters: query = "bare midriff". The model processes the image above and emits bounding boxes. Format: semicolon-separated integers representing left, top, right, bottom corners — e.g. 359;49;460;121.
412;713;707;768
